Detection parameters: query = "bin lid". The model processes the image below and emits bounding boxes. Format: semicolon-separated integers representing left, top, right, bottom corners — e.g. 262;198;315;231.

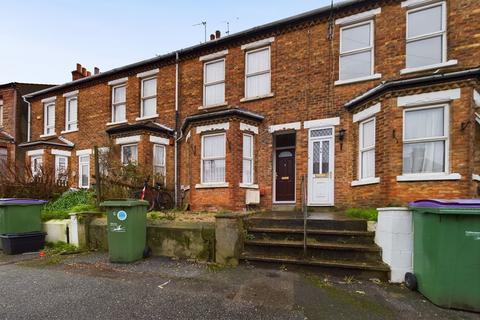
409;199;480;214
0;198;48;206
100;199;149;207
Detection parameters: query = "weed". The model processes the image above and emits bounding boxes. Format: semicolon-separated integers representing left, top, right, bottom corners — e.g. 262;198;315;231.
345;208;378;221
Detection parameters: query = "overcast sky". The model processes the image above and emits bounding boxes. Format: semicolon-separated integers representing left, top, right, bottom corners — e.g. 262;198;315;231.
1;0;334;85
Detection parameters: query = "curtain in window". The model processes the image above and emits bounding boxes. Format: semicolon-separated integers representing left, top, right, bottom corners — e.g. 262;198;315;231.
154;145;165;176
203;135;225;183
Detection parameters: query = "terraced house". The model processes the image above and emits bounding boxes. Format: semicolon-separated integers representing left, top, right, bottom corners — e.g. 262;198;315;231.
22;0;480;211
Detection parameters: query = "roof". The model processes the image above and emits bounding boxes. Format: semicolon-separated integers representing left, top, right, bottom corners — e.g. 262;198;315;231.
18;136;74;149
181;107;265;132
0;82;56;91
0;130;14;142
105;121;174;135
344;67;480;109
24;0;368;100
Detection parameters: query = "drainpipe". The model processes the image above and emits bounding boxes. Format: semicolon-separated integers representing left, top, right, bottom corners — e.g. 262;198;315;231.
174;52;180;207
22;96;31;142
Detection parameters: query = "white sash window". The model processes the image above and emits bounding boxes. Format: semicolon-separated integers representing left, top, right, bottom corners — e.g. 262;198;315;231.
359;118;376;179
242;134;254;184
65;97;78;131
112;84;126;123
339;21;374;81
141;77;157;118
44;103;55;135
201;133;226;184
204;59;225;107
245;47;271;98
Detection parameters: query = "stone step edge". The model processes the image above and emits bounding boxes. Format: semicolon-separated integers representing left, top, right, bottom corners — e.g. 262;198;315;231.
247;227;374;237
240;254;390;272
244;239;381;252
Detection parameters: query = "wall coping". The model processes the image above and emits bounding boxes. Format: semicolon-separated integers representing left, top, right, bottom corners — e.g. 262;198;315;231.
377;207;410;211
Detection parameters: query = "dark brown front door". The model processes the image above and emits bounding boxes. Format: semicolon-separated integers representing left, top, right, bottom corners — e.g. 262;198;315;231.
275;148;295;202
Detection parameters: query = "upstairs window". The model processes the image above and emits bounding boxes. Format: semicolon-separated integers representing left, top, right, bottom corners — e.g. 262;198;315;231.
242;134;254;184
204;59;225;107
403;105;448;174
121;144;138;165
65;97;78;131
245;47;271;98
141;77;157;118
0;98;3;127
201;133;226;184
339;21;374;81
406;2;446;68
359;118;376;179
112;84;126;123
44;103;55;135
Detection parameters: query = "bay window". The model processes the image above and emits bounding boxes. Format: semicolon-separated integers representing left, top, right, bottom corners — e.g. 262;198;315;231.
31;156;43;178
201;133;226;184
245;47;271;98
204;59;225;107
153;144;166;177
242;134;254;184
112;84;126;123
359;118;376;179
78;155;90;188
403;105;448;174
339;21;374;81
141;77;157;118
121;144;138;165
55;156;68;182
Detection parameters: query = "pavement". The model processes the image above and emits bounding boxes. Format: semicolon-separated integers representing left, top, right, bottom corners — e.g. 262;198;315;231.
0;252;479;320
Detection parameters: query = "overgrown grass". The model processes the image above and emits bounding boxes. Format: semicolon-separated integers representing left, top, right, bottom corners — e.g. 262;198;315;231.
42;190;97;221
44;241;80;255
345;208;378;221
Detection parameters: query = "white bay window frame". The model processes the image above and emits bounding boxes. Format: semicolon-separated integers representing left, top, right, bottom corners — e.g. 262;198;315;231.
31;155;43;177
242;134;254;185
244;47;271;99
111;84;126;124
139;76;158;119
55;155;68;182
153;144;166;178
359;117;376;181
65;96;78;132
203;58;226;108
200;133;226;185
121;144;138;165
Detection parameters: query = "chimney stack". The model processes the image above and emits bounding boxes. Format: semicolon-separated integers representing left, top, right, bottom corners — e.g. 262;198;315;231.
209;34;215;41
215;30;221;39
71;63;94;81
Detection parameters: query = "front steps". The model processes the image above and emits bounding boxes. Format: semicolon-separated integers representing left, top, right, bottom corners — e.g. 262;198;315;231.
241;213;390;280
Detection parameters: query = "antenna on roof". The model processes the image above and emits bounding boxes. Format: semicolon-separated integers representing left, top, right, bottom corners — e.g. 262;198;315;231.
327;0;335;40
193;21;207;43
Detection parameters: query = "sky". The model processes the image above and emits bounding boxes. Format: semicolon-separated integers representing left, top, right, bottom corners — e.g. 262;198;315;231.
0;0;333;85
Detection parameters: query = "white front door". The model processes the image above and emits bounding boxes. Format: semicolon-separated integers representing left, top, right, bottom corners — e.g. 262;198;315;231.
308;127;334;206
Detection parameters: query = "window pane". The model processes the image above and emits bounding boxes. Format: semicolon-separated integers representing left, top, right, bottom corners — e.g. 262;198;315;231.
68;99;78;130
406;36;443;68
247;48;270;74
405;107;444;140
47;105;55;126
122;145;138;165
203;135;225;158
312;141;320;174
361;149;375;179
0;148;6;169
361;120;375;149
205;60;225;84
81;164;89;186
321;140;330;174
408;5;443;38
403;141;445;173
114;103;126;122
203;159;225;183
113;86;126;103
142;97;157;117
339;50;372;80
205;83;225;106
154;145;165;166
243;159;253;184
142;78;156;97
246;72;270;98
243;135;252;158
341;23;371;52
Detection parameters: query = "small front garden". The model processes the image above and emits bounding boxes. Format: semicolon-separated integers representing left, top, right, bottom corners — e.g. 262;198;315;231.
42;190;98;221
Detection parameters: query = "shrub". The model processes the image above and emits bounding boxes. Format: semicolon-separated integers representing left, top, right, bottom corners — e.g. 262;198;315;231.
345;208;378;221
42;190;97;221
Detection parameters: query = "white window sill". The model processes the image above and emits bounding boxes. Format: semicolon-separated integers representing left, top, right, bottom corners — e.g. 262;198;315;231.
195;183;229;189
106;120;128;126
334;73;382;86
473;174;480;182
351;177;380;187
60;129;78;134
240;93;274;102
40;133;56;138
400;60;458;75
198;102;228;110
136;114;159;121
396;173;461;182
239;183;259;189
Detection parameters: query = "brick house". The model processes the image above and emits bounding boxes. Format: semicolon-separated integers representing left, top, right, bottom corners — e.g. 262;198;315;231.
22;0;480;211
0;82;55;174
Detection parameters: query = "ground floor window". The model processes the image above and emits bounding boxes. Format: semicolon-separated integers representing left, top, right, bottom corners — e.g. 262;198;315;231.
153;144;166;177
55;156;68;183
78;155;90;188
121;144;138;165
359;118;375;179
403;104;448;174
242;134;254;184
31;155;43;177
201;133;226;183
0;147;6;170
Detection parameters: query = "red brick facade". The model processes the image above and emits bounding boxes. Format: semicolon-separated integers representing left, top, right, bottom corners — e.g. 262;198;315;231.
23;0;480;211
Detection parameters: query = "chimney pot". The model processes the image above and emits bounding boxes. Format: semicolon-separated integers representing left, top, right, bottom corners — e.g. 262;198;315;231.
76;63;82;72
210;34;215;41
215;30;221;39
81;67;87;76
94;67;100;75
87;71;91;76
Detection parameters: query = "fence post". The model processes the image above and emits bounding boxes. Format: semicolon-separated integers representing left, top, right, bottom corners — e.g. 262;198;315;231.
93;146;102;206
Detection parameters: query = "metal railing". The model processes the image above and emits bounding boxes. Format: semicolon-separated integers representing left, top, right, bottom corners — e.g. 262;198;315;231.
300;175;308;257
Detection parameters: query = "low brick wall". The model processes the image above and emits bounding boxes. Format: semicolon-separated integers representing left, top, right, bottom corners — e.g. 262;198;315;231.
87;218;215;262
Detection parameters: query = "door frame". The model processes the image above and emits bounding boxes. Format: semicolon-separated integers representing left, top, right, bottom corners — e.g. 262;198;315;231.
273;133;296;204
307;126;335;206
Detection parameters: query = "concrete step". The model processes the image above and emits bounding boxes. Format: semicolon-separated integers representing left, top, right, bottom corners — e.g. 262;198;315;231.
244;239;382;262
246;217;367;231
247;227;375;245
240;254;390;281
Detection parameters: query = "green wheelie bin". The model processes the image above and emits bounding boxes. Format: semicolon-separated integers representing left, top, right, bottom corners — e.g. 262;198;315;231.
0;198;47;251
100;199;149;263
407;199;480;312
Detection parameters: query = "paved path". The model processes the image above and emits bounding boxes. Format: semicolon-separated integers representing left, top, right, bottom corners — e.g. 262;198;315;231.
0;252;478;320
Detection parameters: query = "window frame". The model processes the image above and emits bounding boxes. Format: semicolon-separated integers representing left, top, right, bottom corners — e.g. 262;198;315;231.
121;143;138;166
244;46;271;99
339;20;375;81
358;117;376;180
65;96;78;132
402;103;449;175
111;84;127;123
44;102;55;135
203;58;226;107
405;1;447;68
201;133;226;184
140;76;157;118
78;155;90;188
242;133;254;185
55;155;68;182
31;155;43;177
153;143;166;179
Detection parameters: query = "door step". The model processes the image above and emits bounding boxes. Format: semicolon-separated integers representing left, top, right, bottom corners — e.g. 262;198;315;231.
271;204;297;212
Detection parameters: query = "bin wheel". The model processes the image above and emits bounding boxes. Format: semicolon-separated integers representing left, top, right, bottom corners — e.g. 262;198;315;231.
143;246;152;259
405;272;417;291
